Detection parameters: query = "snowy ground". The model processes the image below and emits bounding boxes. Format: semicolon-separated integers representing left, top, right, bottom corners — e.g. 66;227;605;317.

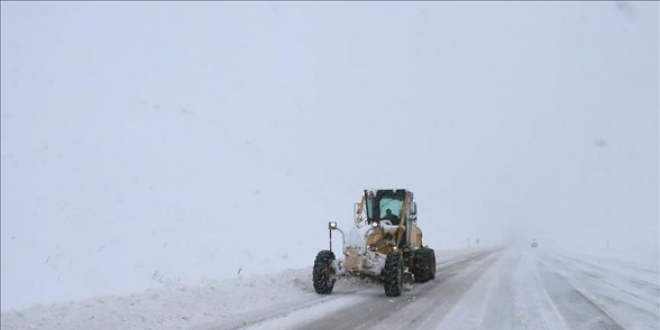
1;245;658;330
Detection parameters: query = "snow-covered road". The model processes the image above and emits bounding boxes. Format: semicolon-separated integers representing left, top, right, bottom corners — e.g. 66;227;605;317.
2;246;658;330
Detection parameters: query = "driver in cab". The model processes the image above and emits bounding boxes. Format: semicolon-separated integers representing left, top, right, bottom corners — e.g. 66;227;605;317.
382;209;400;225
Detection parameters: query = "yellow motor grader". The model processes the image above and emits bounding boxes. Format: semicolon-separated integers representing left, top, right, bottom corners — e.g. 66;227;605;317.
313;189;436;297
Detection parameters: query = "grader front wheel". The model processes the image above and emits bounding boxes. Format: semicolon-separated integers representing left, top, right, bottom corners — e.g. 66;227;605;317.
383;252;404;297
313;250;336;294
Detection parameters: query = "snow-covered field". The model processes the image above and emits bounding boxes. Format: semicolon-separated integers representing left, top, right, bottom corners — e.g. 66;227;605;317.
2;245;657;330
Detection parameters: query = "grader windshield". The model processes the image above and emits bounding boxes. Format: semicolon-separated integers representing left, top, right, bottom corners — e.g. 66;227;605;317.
364;189;407;224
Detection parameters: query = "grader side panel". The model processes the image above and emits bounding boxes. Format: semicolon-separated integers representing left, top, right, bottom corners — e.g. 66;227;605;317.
410;225;423;248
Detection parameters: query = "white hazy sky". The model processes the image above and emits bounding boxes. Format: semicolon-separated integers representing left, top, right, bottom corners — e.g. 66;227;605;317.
1;1;658;311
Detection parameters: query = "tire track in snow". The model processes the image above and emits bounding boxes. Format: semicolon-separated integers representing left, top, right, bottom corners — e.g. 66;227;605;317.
192;284;376;330
548;253;659;306
537;258;626;330
221;248;500;330
539;251;659;330
294;248;501;330
526;250;571;330
409;248;567;330
364;248;502;330
415;248;511;330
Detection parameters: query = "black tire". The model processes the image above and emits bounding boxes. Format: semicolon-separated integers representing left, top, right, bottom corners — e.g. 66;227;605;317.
383;252;404;297
412;247;436;283
429;248;436;280
313;250;336;294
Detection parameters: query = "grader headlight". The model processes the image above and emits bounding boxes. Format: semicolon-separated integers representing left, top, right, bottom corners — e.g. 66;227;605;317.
372;221;379;228
329;221;338;229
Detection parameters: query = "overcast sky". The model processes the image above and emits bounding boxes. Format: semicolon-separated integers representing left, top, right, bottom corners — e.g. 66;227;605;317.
1;1;658;311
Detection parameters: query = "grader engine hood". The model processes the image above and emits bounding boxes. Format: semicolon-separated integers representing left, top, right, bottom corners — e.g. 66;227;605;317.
346;226;371;254
345;225;399;253
334;225;395;274
342;227;380;273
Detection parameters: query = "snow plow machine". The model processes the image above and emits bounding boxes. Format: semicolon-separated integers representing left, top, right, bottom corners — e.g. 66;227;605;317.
313;189;436;297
